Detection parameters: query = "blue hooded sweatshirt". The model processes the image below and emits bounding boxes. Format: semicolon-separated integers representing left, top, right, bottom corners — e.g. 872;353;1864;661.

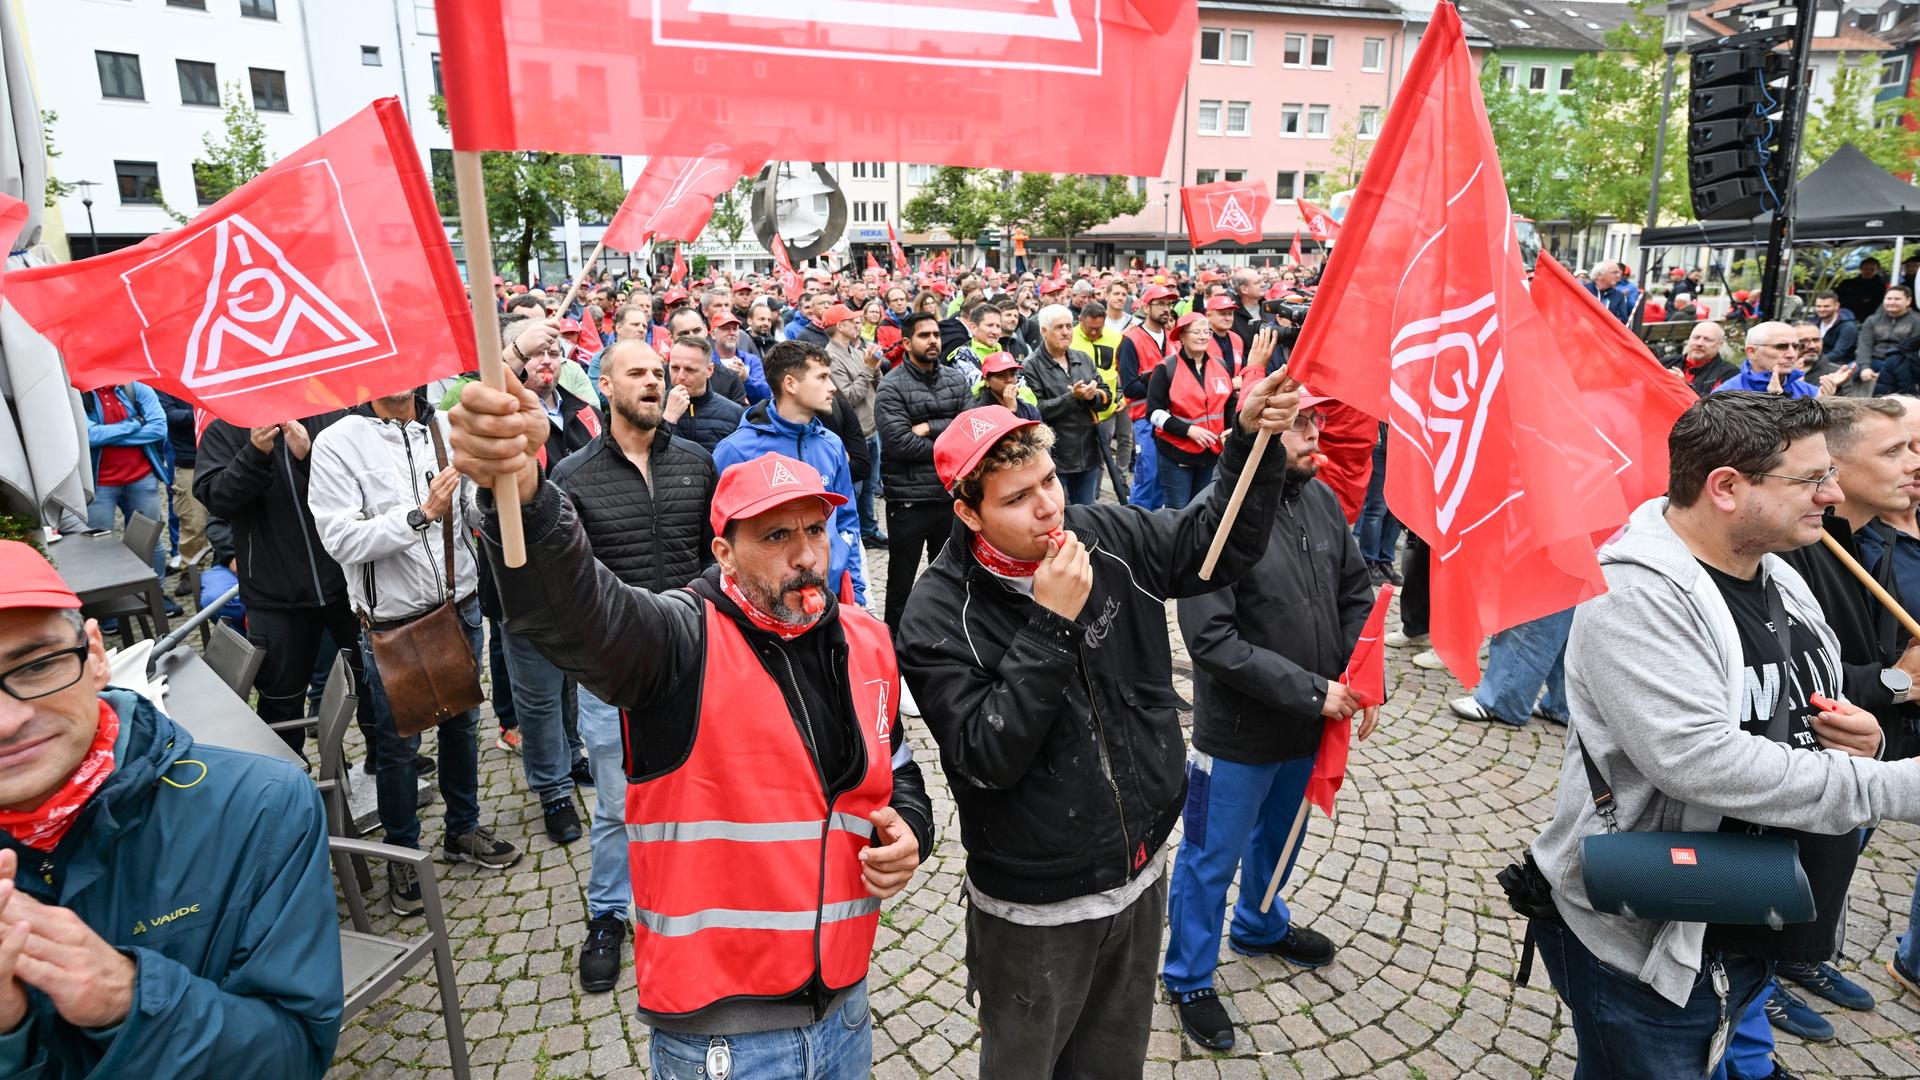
711;400;869;605
1713;361;1819;398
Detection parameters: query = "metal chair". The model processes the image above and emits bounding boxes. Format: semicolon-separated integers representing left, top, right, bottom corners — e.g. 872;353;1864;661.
203;622;264;699
86;513;167;649
308;650;372;892
329;835;471;1080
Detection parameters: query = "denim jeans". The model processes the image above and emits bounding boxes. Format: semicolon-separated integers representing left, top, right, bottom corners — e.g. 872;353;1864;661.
1726;980;1777;1080
1158;456;1216;510
1061;467;1101;506
1474;608;1575;725
487;617;516;731
359;598;484;850
1163;752;1316;993
577;686;631;920
1353;425;1401;564
1534;918;1772;1080
500;628;577;808
1128;418;1161;510
87;474;167;580
1103;415;1133;497
856;433;882;536
648;980;872;1079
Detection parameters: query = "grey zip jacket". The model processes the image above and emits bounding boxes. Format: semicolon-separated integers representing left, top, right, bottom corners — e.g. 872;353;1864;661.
1532;497;1920;1007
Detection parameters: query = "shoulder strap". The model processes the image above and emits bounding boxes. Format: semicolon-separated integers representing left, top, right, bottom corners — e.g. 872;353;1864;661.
426;418;455;599
1764;576;1793;743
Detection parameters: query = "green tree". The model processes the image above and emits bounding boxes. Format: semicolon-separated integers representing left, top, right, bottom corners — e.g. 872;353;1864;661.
1030;175;1145;255
901;166;1013;239
1563;5;1690;224
159;83;272;224
427;97;624;281
1308;121;1374;199
704;174;756;267
1799;59;1920;177
40;110;75;207
1480;60;1577;223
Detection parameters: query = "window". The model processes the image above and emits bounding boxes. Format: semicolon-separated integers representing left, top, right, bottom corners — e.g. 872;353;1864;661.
1229;30;1253;64
1498;63;1517;88
115;160;160;204
1195;169;1218;185
906;163;934;184
1362;37;1385;72
239;0;277;17
1881;8;1899;31
1200;27;1223;62
1559;66;1575;91
1528;65;1548;91
361;46;382;66
1274;172;1297;200
1280;103;1302;136
1881;56;1910;89
1225;101;1250;136
431;53;443;95
852;161;867;178
852;201;866;222
1223;169;1246;182
249;67;289;111
872;162;886;179
1198;99;1221;136
167;0;206;8
176;60;218;106
1306;105;1330;137
1284;33;1305;67
850;162;887;179
96;51;144;101
1310;35;1333;69
1302;171;1323;197
1133;176;1147;197
192;162;222;206
1358;105;1381;138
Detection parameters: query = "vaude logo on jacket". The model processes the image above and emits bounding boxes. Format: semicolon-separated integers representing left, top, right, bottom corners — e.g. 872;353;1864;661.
122;161;394;400
660;0;1103;73
1388;290;1503;536
1208;192;1254;235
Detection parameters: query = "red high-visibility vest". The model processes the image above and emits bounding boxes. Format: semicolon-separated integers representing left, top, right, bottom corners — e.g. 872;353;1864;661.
1157;350;1234;457
623;599;897;1017
1123;324;1168;421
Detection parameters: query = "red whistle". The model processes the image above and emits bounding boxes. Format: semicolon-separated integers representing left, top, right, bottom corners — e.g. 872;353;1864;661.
1311;452;1331;469
1810;692;1840;713
1046;527;1066;548
800;587;825;615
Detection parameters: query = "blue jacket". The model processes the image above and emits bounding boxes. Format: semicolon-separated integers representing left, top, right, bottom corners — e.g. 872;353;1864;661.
668;386;747;453
726;343;773;405
1583;279;1641;325
711;400;868;605
1714;361;1819;398
83;383;171;484
0;690;341;1078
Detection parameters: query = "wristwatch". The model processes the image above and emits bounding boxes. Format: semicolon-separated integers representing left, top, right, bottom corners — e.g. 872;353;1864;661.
407;508;431;532
1883;666;1912;705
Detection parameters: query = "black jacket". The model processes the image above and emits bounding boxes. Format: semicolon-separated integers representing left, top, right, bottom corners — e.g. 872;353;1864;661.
897;428;1284;905
1178;476;1373;763
548;428;717;592
1778;512;1908;719
1022;346;1110;475
874;356;973;504
821;394;873;485
1679;356;1742;398
667;387;745;453
194;413;350;611
156;391;198;469
481;484;934;1031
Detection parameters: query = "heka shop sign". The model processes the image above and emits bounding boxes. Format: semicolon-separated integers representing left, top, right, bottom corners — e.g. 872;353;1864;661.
436;0;1193;176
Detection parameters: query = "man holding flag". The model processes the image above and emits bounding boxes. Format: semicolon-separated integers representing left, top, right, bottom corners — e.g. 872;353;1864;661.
1166;392;1377;1051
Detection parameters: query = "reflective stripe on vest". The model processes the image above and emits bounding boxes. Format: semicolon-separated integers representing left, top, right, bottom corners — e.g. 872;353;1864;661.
1123;324;1166;421
1158;351;1233;457
622;598;897;1017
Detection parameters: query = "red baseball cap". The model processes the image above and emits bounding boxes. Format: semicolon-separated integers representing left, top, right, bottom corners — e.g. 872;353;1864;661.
979;351;1022;375
493;275;505;286
711;309;742;328
511;284;529;294
1139;284;1177;305
662;289;690;305
553;317;582;334
1173;312;1208;334
819;303;858;328
1669;267;1687;278
732;281;754;293
0;542;80;611
935;405;1040;490
929;281;954;297
1038;279;1066;296
709;453;848;536
1204;295;1237;312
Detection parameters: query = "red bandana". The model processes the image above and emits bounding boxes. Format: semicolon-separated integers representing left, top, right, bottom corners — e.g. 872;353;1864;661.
720;574;821;642
972;534;1042;579
0;700;119;852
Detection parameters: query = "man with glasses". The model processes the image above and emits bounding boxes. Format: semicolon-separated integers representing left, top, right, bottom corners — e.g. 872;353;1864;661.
0;541;343;1077
1165;394;1374;1052
1715;321;1820;398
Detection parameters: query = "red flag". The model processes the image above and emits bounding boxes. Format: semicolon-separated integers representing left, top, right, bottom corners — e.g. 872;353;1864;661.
771;234;801;303
1288;230;1303;265
1297;197;1341;242
670;245;688;286
866;252;882;275
1180;180;1270;246
9;98;473;426
887;222;910;276
1282;3;1627;686
603;151;764;252
436;0;1191;177
931;250;950;278
1304;584;1394;816
1052;257;1065;280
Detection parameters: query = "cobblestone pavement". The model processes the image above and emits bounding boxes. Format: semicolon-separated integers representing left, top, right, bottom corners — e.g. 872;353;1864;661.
322;540;1920;1079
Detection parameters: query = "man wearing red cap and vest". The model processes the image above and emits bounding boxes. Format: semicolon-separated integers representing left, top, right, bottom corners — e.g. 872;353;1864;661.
896;345;1300;1079
1116;283;1178;510
448;376;934;1080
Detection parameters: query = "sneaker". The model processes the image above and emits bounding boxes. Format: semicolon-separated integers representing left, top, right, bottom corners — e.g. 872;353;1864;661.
861;531;889;549
1411;648;1446;671
1758;1061;1802;1080
496;728;522;754
387;862;423;917
543;799;583;845
1384;629;1428;649
1531;704;1569;725
414;753;436;777
1451;696;1523;727
163;598;184;618
899;682;920;717
578;913;628;993
1887;955;1920;998
166;553;184;572
441;827;523;870
1367;562;1389;588
1762;983;1835;1042
1777;961;1875;1011
1229;924;1336;968
569;757;595;788
1171;987;1234;1051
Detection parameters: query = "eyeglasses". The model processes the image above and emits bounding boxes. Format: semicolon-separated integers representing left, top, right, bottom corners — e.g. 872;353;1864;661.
0;636;90;701
1756;341;1804;353
1291;411;1324;432
1750;465;1839;491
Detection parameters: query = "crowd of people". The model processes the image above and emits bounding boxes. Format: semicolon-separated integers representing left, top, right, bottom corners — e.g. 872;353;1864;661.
8;248;1920;1079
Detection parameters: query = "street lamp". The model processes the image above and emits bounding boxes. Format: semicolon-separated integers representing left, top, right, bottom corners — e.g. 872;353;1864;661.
74;180;100;259
1632;0;1697;332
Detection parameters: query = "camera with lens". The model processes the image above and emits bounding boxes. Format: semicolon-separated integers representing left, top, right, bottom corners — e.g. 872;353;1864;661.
1260;298;1310;346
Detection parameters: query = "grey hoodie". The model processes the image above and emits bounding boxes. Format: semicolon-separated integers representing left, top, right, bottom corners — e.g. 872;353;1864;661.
1532;497;1920;1008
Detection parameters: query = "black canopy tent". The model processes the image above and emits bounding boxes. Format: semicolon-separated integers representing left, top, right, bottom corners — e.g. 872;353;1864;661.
1641;143;1920;247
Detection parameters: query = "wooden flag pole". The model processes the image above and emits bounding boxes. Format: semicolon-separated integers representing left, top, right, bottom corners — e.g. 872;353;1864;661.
1198;431;1272;580
1258;797;1313;914
553;239;608;319
452;150;526;567
1819;530;1920;641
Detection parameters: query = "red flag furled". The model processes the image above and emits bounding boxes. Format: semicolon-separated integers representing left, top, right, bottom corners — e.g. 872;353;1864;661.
1288;230;1303;265
1282;3;1627;685
436;0;1191;177
1052;257;1065;280
9;98;474;426
602;151;764;253
1180;180;1270;246
931;250;950;278
771;234;801;303
1304;584;1394;815
866;251;883;275
1297;197;1341;242
669;245;688;286
887;222;910;276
